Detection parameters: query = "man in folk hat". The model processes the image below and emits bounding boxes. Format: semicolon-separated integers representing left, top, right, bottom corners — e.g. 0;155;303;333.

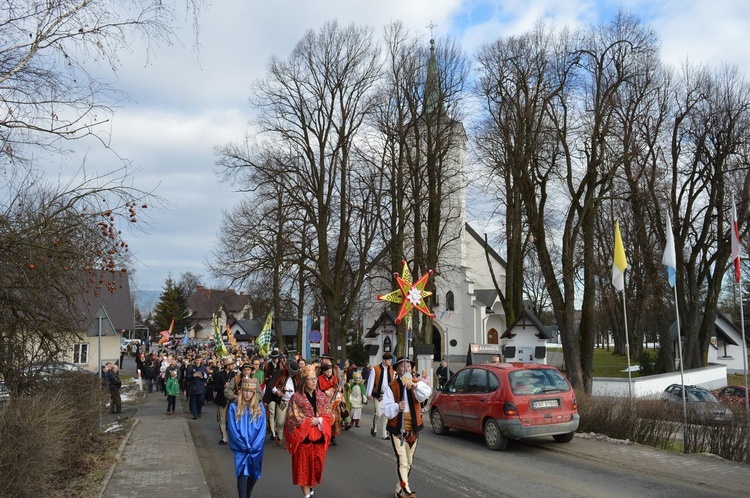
214;355;236;445
264;359;300;446
225;362;254;404
381;356;431;498
366;351;395;439
263;347;282;381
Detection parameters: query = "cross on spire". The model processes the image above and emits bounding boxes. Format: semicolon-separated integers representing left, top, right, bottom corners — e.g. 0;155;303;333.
426;21;438;39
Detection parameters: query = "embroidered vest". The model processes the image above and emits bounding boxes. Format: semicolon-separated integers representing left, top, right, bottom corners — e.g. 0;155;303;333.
385;377;423;434
371;363;394;398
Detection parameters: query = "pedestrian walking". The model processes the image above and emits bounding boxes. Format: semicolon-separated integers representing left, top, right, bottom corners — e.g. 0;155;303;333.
186;357;208;419
284;365;333;498
317;363;342;444
215;356;236;445
381;356;432;498
166;369;179;414
108;363;122;413
365;351;394;439
228;377;266;498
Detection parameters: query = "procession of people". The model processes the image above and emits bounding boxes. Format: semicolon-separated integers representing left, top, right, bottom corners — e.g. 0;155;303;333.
129;337;433;498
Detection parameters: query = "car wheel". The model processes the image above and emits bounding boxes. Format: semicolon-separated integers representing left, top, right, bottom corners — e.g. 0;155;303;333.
483;419;508;451
553;431;574;443
431;408;449;435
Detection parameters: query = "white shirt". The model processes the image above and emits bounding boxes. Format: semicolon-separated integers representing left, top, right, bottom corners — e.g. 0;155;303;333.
381;377;432;420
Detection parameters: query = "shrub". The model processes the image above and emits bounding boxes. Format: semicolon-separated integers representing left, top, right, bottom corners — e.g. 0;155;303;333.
0;372;106;497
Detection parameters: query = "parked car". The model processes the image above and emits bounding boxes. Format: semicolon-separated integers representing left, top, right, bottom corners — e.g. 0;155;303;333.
430;363;579;451
711;385;748;406
28;361;95;377
662;384;733;424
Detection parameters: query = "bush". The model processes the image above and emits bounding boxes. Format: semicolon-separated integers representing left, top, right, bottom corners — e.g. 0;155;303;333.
0;372;107;497
577;395;749;462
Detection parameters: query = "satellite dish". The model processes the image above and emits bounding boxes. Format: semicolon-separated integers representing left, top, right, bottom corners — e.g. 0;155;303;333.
450;339;457;347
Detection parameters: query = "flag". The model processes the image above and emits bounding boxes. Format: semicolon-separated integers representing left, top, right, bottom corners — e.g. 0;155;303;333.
662;213;677;287
612;220;628;292
226;323;237;349
257;309;274;357
731;198;742;283
213;313;228;357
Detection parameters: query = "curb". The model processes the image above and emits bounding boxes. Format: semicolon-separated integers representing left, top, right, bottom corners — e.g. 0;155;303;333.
96;417;140;498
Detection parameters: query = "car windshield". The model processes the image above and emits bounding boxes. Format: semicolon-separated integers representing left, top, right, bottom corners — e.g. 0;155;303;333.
508;369;570;395
686;388;717;402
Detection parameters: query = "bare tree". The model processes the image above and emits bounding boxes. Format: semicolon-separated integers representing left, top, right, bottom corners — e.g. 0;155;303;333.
0;0;205;165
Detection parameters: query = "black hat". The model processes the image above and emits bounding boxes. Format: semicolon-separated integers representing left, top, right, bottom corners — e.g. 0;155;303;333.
286;360;300;375
240;363;253;370
269;349;281;359
394;356;413;366
319;354;334;360
381;352;393;360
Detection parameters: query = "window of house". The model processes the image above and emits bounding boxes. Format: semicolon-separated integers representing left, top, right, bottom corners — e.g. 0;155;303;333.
446;291;455;311
73;343;89;364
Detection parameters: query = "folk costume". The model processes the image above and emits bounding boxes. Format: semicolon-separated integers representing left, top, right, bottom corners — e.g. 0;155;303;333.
265;360;300;445
317;365;343;442
381;357;432;498
285;366;333;496
346;371;367;427
228;377;266;498
215;356;237;444
365;352;395;439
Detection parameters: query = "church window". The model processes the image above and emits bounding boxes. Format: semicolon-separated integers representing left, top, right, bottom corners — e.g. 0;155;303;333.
446;291;455;311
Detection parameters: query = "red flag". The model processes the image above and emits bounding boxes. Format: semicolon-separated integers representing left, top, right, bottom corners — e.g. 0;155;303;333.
732;199;742;283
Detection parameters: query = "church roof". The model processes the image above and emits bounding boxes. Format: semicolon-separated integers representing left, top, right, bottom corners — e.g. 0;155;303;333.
465;223;507;267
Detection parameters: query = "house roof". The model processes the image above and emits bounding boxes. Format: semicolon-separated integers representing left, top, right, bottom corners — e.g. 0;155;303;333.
188;287;252;320
503;308;554;340
233;318;297;337
474;289;499;308
365;309;398;338
670;311;741;346
78;271;134;335
465;223;507;268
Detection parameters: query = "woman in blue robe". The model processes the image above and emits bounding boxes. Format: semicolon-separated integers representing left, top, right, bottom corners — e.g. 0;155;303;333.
228;377;266;497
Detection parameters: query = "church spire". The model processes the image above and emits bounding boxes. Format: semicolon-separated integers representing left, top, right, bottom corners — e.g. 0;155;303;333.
424;38;441;116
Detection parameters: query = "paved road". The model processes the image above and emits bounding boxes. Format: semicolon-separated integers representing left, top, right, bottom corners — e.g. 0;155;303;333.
105;356;750;498
189;399;750;498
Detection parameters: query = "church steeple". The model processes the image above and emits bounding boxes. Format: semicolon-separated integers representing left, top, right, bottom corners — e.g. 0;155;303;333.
424;38;441;116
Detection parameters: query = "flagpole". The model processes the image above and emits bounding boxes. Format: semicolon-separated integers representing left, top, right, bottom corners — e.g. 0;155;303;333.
672;284;690;453
737;275;750;462
620;289;633;399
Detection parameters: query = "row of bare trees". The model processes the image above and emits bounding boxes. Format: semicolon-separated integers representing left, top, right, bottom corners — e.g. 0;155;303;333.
475;13;750;392
214;13;750;394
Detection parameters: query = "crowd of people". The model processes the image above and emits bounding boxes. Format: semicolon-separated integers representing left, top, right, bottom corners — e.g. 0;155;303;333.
120;341;431;498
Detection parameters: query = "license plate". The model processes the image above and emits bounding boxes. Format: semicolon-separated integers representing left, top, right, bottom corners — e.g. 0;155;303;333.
532;399;559;409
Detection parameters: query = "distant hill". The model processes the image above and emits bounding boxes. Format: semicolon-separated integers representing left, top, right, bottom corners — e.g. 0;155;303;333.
134;290;161;314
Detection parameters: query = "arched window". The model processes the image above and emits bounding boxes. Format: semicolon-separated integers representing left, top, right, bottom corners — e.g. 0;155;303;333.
383;335;392;353
446;291;455;311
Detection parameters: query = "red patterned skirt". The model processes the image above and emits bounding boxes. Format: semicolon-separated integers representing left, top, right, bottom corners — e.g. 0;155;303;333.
291;442;328;486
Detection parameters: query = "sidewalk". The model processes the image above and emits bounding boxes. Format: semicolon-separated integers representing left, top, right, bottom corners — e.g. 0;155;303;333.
98;390;210;498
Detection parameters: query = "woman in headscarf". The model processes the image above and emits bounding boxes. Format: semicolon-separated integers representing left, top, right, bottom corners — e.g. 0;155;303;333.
285;365;333;498
227;377;266;497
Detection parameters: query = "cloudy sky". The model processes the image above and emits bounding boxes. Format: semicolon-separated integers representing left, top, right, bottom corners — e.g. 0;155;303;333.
59;0;750;292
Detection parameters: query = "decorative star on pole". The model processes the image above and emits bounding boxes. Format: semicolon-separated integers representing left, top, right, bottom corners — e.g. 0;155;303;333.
377;260;435;325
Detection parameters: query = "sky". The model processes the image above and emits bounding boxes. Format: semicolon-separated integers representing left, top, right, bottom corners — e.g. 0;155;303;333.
52;0;750;293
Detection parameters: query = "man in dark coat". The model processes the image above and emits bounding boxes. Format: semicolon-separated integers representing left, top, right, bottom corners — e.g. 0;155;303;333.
108;363;123;413
214;356;236;445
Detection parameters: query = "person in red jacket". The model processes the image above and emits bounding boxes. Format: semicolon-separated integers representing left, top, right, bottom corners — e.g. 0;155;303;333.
317;363;342;445
285;365;333;498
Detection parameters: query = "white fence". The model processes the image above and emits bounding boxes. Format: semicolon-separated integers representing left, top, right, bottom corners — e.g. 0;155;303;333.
592;363;727;397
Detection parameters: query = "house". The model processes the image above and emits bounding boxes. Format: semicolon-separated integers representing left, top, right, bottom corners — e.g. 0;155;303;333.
669;310;748;374
501;304;555;365
187;287;253;339
231;318;299;352
72;271;135;372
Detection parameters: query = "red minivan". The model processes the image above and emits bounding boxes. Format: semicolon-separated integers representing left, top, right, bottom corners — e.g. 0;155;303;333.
430;362;579;450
